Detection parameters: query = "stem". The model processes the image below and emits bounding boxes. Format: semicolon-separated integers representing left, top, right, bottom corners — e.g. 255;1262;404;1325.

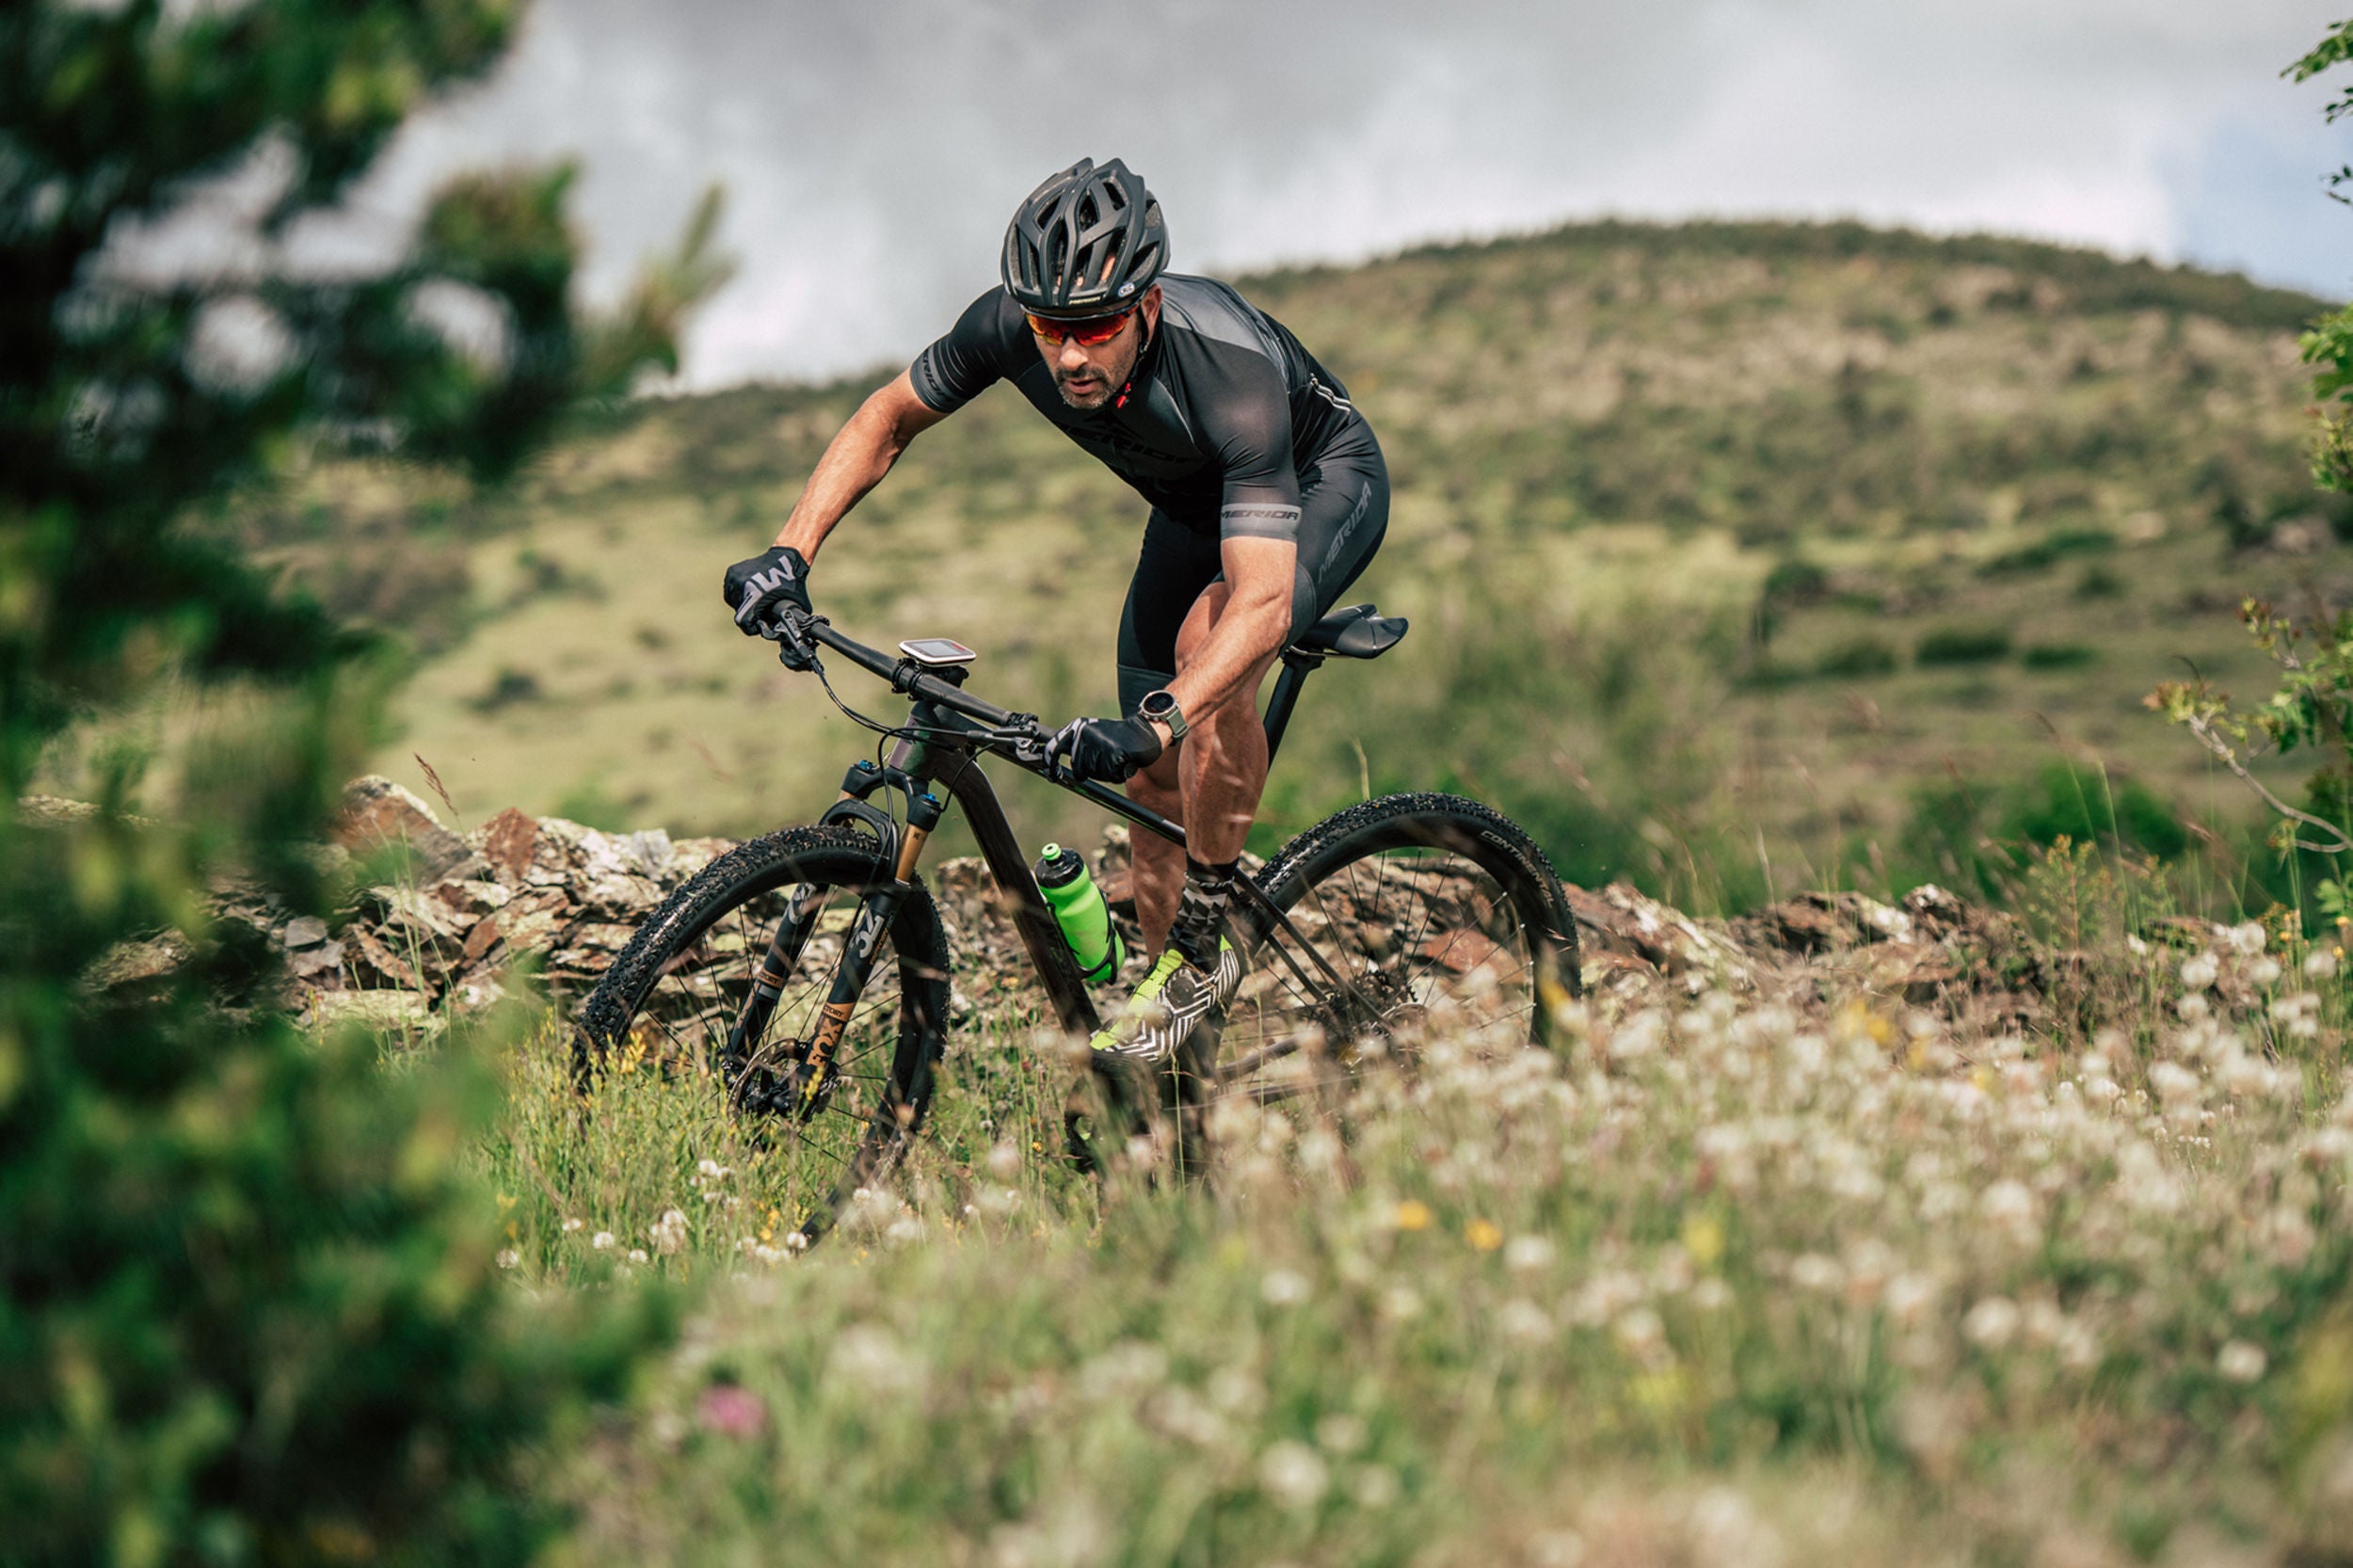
2182;712;2353;856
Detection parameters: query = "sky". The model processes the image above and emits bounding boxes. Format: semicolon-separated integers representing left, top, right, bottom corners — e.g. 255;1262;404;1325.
342;0;2353;389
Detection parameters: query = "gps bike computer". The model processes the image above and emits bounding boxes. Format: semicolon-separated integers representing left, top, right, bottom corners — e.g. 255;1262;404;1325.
898;637;977;666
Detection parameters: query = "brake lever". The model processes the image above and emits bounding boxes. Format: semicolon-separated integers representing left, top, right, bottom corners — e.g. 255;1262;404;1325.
773;610;822;669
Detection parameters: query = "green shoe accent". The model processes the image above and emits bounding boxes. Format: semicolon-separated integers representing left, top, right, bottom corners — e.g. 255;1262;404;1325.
1090;950;1187;1053
1089;938;1241;1065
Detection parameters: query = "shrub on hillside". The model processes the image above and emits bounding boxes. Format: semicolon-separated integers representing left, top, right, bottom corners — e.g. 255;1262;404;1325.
1816;635;1900;678
1914;627;2013;665
1897;763;2188;898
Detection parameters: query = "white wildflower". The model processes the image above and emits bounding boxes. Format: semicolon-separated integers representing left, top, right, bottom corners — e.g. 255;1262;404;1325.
2226;921;2267;957
1504;1235;1556;1273
1498;1298;1556;1345
1789;1254;1844;1294
2306;948;2341;980
1315;1412;1367;1454
831;1324;926;1397
1979;1178;2041;1244
591;1230;616;1251
1261;1268;1310;1307
1350;1464;1401;1510
495;1247;519;1270
649;1208;689;1256
2217;1339;2266;1384
2247;956;2282;987
1613;1306;1669;1365
1257;1440;1329;1510
560;1217;584;1234
626;1247;648;1264
2180;952;2219;990
1689;1486;1785;1568
1962;1296;2021;1350
1883;1273;1939;1329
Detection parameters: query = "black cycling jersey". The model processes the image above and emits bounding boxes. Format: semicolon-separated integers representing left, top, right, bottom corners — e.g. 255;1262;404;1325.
907;274;1369;545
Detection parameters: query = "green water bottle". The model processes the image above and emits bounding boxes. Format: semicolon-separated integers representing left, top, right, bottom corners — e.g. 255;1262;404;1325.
1035;843;1126;985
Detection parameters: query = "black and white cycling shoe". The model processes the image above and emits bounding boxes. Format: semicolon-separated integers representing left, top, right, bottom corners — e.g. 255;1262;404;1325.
1089;939;1241;1065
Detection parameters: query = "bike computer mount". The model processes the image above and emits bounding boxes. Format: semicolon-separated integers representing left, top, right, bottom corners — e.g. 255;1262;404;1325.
898;637;977;667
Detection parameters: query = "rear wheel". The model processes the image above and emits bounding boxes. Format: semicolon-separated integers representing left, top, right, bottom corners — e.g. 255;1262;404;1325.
1201;793;1580;1112
576;826;951;1247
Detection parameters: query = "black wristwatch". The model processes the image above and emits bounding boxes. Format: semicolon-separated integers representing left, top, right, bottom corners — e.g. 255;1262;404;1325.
1138;688;1189;742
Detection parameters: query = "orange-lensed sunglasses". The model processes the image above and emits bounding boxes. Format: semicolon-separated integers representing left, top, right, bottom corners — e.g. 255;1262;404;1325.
1025;308;1135;346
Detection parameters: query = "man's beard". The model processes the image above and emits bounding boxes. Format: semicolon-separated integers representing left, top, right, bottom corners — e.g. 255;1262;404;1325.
1053;352;1128;409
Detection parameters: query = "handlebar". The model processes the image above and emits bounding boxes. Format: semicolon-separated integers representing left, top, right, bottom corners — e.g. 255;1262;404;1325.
785;610;1047;753
779;606;1184;845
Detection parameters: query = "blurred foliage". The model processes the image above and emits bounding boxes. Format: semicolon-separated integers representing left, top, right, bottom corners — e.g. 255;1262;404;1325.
2285;19;2353;488
0;2;720;1561
1897;763;2192;903
2149;600;2353;917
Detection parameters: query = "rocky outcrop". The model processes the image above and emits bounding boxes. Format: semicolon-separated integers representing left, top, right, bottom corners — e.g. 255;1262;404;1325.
289;778;2044;1033
296;777;734;1029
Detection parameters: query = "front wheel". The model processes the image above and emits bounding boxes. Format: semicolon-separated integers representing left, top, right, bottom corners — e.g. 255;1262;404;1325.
1204;793;1581;1107
575;825;952;1247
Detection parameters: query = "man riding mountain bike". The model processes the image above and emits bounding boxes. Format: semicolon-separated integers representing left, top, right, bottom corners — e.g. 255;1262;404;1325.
723;156;1388;1068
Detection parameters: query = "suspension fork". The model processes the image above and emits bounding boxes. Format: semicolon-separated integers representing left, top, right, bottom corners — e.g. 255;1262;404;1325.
728;776;947;1115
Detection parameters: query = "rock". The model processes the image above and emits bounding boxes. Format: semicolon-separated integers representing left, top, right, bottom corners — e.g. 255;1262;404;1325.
334;776;475;882
579;872;662;920
494;888;574;954
83;935;192;995
477;807;540;884
287;941;345;979
461;916;503;965
155;780;2070;1037
347;926;422;990
434;879;513;919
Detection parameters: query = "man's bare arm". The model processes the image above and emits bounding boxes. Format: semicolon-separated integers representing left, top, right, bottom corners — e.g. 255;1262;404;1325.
1161;536;1295;725
773;370;950;561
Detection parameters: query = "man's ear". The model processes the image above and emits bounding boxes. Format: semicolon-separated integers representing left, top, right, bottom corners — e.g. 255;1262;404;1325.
1140;282;1163;336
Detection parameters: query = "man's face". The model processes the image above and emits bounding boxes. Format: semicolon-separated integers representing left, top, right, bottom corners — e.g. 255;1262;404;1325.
1032;286;1162;410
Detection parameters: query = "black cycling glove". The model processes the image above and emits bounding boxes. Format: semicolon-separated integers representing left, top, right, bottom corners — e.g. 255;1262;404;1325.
1044;714;1164;784
722;545;814;666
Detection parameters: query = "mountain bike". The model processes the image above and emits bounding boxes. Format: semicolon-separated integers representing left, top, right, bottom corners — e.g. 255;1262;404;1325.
575;601;1583;1245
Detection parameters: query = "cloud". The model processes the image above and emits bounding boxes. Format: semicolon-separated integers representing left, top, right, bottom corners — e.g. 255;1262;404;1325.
346;0;2349;387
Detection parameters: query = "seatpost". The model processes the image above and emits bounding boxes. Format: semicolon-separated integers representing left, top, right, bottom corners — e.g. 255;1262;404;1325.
1260;648;1324;764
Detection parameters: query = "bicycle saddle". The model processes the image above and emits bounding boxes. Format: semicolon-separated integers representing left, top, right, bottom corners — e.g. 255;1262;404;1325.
1291;602;1408;660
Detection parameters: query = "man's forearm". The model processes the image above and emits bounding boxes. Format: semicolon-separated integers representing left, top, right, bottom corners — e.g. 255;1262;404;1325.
774;406;900;558
1165;589;1289;721
772;372;945;560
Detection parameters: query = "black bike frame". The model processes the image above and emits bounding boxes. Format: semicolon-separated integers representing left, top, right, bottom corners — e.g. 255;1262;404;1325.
798;616;1369;1044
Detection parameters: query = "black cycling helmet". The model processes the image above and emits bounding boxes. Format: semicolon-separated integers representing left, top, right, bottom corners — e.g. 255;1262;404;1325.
1001;157;1167;320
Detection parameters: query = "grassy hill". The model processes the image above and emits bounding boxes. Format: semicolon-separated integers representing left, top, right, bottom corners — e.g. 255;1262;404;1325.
218;219;2345;909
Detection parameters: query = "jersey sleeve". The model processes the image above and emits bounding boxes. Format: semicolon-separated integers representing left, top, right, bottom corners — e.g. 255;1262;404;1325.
908;289;1028;414
1201;351;1303;545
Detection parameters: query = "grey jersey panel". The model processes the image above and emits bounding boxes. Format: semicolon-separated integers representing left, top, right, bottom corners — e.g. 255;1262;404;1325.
905;274;1369;541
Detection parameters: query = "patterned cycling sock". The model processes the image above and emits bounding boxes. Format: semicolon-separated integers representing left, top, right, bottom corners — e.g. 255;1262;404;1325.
1168;856;1239;971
